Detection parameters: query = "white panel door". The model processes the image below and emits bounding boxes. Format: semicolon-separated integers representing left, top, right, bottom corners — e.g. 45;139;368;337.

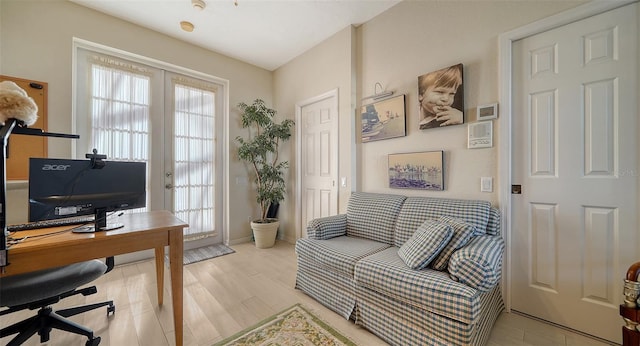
299;92;339;238
511;4;638;343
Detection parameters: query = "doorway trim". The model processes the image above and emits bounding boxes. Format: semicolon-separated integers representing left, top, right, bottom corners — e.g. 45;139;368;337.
295;88;339;240
498;0;636;311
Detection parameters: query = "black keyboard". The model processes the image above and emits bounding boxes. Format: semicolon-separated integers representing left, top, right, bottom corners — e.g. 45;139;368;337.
7;216;94;232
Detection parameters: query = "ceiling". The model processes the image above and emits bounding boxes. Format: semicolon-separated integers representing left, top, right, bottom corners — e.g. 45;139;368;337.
70;0;401;71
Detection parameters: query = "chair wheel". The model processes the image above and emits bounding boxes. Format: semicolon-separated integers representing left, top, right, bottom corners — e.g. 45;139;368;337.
107;304;115;315
86;336;101;346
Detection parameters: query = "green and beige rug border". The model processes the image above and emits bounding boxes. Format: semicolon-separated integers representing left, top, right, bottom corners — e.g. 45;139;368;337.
213;303;357;346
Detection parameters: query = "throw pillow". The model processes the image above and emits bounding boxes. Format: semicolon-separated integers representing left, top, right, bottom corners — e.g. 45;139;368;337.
448;235;505;291
398;219;453;270
430;215;476;271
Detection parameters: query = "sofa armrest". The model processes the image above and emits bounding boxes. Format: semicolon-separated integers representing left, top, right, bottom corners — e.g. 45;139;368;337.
307;214;347;240
448;235;504;292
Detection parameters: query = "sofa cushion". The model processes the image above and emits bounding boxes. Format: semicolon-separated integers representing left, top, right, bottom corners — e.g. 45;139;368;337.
295;236;390;277
394;197;492;247
448;235;505;292
398;219;453;270
347;192;406;245
354;247;482;324
430;216;476;271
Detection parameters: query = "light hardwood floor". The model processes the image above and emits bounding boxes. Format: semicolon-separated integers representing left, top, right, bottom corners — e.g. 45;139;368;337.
1;241;615;346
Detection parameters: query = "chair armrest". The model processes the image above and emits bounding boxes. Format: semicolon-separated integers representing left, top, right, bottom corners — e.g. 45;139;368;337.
448;235;504;292
307;214;347;240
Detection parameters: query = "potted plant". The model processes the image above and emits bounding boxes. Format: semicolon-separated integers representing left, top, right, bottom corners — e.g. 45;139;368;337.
236;99;294;248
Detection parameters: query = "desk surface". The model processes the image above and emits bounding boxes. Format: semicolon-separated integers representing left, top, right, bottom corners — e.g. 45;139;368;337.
2;210;187;276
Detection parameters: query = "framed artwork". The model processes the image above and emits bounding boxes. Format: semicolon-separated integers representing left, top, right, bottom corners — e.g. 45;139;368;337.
361;94;406;143
477;103;498;120
417;63;464;130
388;151;444;190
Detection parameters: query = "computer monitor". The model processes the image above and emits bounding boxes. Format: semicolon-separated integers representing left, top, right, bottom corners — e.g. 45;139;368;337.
28;157;146;232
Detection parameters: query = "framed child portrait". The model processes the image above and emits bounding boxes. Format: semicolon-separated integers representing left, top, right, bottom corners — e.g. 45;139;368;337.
417;63;464;130
388;151;444;190
361;94;406;143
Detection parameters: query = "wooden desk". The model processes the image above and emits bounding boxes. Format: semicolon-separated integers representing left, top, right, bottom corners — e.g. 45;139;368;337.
0;210;187;346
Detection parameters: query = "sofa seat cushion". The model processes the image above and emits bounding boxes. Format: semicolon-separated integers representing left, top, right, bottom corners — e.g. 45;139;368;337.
354;247;481;324
295;236;390;277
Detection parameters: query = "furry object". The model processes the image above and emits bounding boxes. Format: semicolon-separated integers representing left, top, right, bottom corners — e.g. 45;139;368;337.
0;81;38;126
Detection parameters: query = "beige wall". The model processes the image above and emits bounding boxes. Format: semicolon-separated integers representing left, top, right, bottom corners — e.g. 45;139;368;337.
355;0;585;203
0;0;272;244
273;26;356;243
272;0;586;239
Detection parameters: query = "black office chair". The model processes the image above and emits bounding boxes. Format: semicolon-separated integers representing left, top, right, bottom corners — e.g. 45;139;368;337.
0;257;116;346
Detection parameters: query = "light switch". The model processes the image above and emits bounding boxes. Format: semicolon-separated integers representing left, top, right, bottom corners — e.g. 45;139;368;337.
340;177;347;188
481;177;493;192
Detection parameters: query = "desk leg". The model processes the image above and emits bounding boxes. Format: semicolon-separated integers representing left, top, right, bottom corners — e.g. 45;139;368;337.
155;247;164;305
169;228;184;346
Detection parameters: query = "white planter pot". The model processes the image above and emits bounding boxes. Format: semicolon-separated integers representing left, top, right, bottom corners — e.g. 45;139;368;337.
250;219;279;249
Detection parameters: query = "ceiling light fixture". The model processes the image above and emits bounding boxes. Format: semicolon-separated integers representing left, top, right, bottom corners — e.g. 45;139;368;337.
191;0;206;10
180;21;194;32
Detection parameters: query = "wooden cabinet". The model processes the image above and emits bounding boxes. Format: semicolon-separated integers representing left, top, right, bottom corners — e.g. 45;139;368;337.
0;75;48;180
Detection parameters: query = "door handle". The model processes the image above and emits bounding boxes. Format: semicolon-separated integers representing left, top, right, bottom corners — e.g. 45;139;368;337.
165;183;173;189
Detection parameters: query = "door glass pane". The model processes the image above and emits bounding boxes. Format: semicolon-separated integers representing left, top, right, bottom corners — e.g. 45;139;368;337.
90;63;150;213
173;83;215;238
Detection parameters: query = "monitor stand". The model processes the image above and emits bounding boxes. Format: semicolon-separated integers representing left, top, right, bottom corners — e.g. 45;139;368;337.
72;223;124;233
72;208;124;233
100;223;124;231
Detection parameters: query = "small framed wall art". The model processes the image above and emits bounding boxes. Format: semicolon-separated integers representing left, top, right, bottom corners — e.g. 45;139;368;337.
361;94;406;143
388;151;444;190
477;103;498;120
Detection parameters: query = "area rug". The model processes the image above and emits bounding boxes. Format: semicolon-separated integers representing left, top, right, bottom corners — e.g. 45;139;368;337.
214;304;357;346
166;244;235;265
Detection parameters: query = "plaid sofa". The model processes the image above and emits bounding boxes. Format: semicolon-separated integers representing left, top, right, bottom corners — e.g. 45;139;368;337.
295;192;505;346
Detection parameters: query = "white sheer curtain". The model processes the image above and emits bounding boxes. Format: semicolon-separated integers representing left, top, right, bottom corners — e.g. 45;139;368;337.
172;79;216;239
88;56;151;212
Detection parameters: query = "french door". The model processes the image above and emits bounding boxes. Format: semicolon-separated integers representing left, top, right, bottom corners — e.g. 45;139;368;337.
75;45;223;244
164;72;222;242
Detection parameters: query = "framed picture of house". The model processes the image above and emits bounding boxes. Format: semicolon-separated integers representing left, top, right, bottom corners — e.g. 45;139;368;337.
418;63;464;130
361;94;406;143
388;151;444;190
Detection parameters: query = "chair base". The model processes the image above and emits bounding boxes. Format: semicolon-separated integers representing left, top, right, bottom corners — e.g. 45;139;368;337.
0;300;114;346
